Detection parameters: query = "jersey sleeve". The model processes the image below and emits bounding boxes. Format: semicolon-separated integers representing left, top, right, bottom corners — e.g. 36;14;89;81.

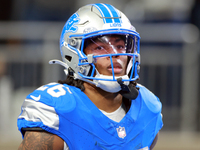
17;82;75;139
17;98;59;134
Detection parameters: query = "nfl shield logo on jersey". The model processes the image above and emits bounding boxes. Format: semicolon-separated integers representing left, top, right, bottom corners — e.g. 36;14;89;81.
116;126;126;138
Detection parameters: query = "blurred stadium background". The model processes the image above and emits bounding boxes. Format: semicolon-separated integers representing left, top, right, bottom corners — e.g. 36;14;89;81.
0;0;200;149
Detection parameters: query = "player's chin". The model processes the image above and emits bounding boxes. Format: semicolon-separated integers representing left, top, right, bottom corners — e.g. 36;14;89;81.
114;73;126;77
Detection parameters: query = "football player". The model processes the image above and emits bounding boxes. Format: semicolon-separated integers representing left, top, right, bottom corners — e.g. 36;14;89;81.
17;3;163;150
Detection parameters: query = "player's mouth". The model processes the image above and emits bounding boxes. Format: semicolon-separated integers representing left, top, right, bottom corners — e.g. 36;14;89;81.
107;62;123;74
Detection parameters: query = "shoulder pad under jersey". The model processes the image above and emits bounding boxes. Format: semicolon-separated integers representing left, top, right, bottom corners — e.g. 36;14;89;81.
26;82;77;111
18;83;77;133
137;84;162;113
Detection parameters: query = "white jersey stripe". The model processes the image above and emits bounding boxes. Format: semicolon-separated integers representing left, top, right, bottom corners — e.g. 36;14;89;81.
18;99;59;130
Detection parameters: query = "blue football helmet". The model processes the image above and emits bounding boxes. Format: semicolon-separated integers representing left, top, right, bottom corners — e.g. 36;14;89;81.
50;3;140;93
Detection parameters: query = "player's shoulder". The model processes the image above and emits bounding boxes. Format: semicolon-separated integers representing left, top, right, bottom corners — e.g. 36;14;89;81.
26;82;79;107
137;84;162;113
18;83;81;133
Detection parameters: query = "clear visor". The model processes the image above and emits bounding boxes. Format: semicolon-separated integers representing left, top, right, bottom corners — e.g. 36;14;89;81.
83;34;138;56
76;34;140;81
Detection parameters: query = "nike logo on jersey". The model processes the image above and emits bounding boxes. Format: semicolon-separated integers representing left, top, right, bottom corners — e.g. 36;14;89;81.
30;95;41;101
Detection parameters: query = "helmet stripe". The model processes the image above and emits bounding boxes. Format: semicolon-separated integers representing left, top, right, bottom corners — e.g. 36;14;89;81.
103;3;121;23
93;3;121;24
93;3;112;23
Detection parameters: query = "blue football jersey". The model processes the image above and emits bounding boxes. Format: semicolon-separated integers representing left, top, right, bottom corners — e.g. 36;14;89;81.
17;82;163;150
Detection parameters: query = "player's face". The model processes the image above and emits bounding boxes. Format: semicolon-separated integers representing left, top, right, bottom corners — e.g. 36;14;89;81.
84;35;128;76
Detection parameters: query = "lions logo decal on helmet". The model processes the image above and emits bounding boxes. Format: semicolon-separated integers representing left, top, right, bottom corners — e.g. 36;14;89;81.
64;13;80;33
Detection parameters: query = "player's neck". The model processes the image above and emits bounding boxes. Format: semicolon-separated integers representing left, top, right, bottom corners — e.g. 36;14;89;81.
83;82;123;113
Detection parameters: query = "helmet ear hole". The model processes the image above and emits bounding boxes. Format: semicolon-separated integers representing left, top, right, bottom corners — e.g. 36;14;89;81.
69;38;77;46
65;55;72;62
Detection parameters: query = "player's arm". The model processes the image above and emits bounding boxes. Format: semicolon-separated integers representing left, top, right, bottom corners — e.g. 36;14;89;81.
150;132;159;150
18;131;64;150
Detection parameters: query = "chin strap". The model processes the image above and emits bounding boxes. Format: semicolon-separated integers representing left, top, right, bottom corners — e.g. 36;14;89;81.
49;59;139;98
117;78;139;100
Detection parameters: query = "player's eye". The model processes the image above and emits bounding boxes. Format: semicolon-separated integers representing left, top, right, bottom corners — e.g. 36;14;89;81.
95;46;104;50
116;45;126;53
116;45;125;49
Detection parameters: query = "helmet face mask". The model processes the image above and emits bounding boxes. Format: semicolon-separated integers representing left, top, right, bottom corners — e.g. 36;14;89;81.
52;3;141;92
